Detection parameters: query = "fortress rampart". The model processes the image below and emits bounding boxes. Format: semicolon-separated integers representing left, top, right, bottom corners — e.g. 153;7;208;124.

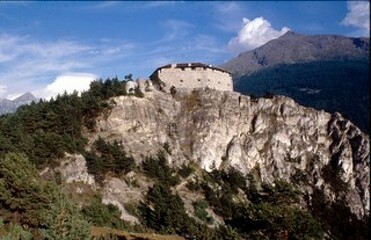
149;63;233;92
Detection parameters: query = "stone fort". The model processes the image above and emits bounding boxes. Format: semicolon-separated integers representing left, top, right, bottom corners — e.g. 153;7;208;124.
149;62;233;92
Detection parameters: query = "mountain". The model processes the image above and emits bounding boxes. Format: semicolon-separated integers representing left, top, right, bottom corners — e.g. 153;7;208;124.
221;32;370;134
0;92;37;115
13;92;37;104
221;31;369;78
0;79;369;239
60;88;369;239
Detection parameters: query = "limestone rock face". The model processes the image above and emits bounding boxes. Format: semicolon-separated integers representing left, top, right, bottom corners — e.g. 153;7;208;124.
55;153;96;186
93;88;369;219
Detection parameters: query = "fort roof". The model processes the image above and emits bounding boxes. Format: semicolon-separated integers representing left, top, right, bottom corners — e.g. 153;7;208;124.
151;62;231;75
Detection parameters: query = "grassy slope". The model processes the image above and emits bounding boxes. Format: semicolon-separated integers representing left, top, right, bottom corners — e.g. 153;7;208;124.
91;226;185;240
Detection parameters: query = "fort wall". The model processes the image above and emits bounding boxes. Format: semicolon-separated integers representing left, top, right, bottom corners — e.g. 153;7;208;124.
150;63;233;92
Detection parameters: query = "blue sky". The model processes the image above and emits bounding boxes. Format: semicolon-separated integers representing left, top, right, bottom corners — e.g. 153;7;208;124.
0;1;369;99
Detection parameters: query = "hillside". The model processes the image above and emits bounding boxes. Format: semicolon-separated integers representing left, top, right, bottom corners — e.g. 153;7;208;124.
221;31;369;78
234;59;370;133
0;79;369;239
220;32;369;134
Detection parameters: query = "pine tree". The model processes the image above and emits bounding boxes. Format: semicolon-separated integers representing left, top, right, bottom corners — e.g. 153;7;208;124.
42;191;91;240
0;153;54;227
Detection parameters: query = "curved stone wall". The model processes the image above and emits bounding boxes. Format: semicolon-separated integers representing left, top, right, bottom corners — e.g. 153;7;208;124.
153;65;233;92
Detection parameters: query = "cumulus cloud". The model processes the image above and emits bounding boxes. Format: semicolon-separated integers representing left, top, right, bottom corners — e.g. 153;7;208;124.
34;73;97;100
228;17;290;53
342;1;370;36
0;33;137;99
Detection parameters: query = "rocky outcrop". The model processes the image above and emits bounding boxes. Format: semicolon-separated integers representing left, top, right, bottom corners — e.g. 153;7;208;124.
90;87;369;219
54;153;96;186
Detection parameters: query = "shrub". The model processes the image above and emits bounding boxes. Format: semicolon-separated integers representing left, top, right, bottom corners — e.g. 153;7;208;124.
193;199;214;224
141;151;179;186
85;137;135;183
178;163;195;178
81;195;125;230
139;182;188;234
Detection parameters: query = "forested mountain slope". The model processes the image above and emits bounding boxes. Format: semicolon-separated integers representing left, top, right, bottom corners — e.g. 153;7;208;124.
0;78;369;239
234;59;370;133
221;31;369;78
221;32;369;134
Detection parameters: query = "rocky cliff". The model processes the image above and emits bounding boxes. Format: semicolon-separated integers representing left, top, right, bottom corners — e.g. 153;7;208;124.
77;87;369;220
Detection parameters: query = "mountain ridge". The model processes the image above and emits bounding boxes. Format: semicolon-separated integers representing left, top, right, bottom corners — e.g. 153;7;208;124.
221;32;370;134
221;31;369;78
0;92;37;115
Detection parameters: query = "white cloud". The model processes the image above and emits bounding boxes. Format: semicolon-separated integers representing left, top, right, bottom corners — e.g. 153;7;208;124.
0;33;138;98
83;1;119;10
342;1;370;36
142;1;178;8
34;73;97;100
6;93;23;101
228;17;290;53
0;85;7;98
161;19;193;42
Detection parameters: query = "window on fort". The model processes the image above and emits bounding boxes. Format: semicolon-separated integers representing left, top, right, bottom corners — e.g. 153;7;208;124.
180;79;183;82
197;79;201;82
218;81;221;84
208;79;210;82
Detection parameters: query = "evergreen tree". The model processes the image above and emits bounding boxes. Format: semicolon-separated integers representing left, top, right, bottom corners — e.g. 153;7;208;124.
0;153;91;239
0;153;54;227
42;191;91;240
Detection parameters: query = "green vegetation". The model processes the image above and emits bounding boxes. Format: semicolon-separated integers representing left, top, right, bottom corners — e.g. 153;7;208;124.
177;162;195;178
192;199;213;224
137;161;326;239
0;76;368;239
309;189;369;240
139;182;188;234
0;77;142;168
235;59;370;133
141;151;180;186
0;218;32;240
0;78;142;239
85;137;135;183
82;195;126;230
0;153;90;239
